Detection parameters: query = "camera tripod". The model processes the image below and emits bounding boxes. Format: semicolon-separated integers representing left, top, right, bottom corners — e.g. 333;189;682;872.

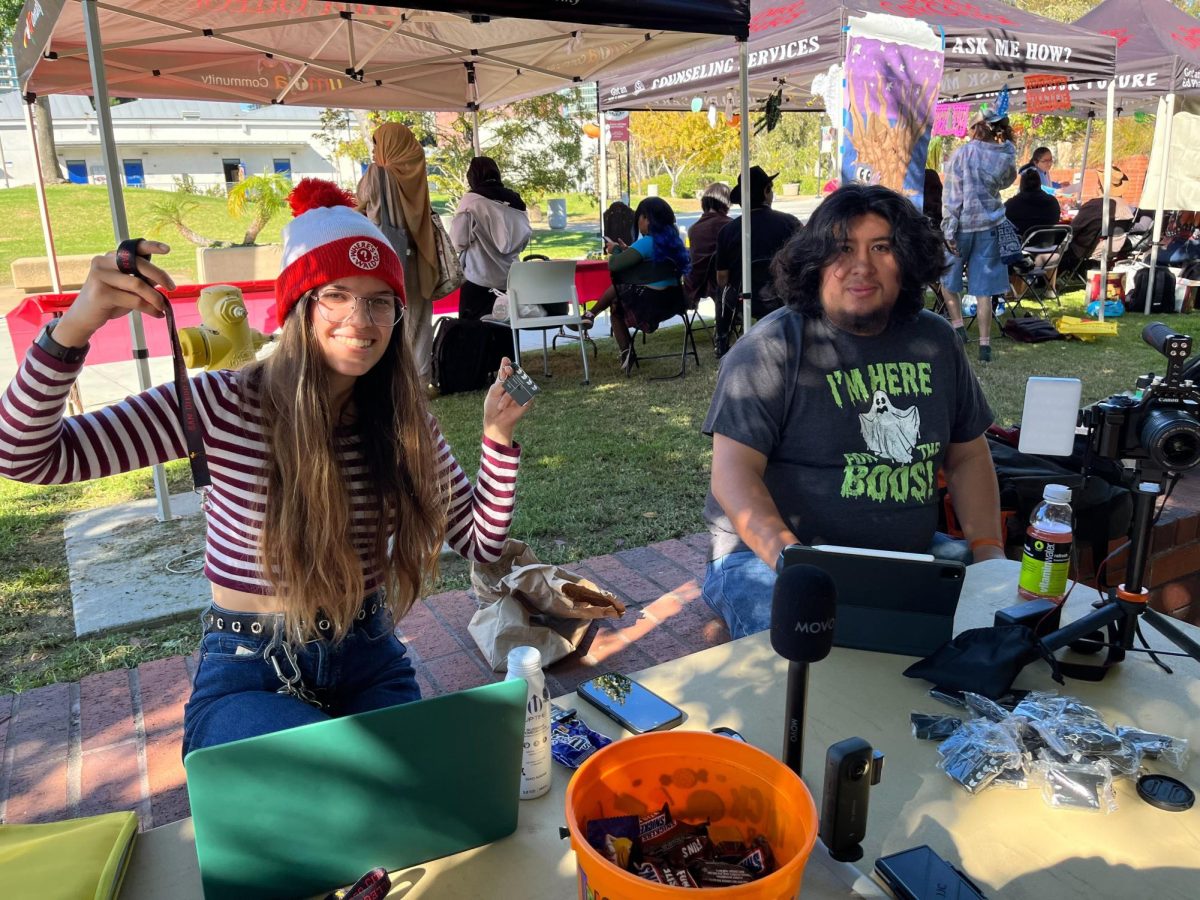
1040;469;1200;680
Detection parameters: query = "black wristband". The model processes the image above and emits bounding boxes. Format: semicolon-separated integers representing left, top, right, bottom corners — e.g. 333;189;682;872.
36;321;89;364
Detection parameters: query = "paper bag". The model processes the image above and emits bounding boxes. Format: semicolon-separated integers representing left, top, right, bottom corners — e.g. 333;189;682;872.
469;540;625;671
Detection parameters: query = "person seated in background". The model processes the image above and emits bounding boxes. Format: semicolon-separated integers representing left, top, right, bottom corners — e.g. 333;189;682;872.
450;157;532;321
714;166;803;357
602;200;638;248
580;197;691;373
683;182;732;307
1059;168;1137;274
1018;147;1063;192
1005;168;1063;238
701;184;1002;638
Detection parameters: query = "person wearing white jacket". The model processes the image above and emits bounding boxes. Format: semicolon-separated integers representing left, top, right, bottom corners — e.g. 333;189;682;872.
450;158;533;320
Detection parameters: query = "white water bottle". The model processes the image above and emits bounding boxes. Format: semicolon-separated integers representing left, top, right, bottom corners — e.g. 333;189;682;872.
505;645;551;800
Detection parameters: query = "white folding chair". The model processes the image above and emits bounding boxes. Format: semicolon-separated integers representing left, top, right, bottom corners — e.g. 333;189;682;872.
505;259;590;384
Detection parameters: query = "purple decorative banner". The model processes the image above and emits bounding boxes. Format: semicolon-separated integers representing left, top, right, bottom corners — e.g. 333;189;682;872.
841;14;944;210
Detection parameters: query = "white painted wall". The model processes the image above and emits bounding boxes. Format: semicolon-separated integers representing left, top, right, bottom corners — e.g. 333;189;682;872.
0;97;359;190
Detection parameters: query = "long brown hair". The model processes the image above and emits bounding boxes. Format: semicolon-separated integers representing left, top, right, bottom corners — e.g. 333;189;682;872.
245;294;444;643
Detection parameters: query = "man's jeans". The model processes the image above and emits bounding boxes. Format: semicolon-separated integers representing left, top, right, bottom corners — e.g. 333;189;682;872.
701;536;973;640
182;598;420;757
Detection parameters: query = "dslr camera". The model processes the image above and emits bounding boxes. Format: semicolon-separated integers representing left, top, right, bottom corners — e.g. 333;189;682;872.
1081;323;1200;474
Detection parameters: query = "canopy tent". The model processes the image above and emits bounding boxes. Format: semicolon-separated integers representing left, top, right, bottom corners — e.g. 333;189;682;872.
598;0;1117;112
10;0;751;521
16;1;748;111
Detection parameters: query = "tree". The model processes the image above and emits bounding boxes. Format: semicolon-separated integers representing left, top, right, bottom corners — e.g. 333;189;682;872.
226;170;293;245
749;113;821;186
1;1;65;183
631;110;740;196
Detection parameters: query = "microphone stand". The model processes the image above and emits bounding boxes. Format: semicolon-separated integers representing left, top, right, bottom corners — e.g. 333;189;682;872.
1040;471;1200;676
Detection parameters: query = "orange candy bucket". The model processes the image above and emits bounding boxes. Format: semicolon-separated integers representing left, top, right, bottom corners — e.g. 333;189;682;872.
565;731;819;899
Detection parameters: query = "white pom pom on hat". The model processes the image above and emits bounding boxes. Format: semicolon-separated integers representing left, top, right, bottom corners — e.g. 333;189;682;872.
274;178;405;321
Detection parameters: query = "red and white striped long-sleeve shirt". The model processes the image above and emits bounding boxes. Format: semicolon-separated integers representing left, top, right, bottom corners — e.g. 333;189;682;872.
0;343;521;596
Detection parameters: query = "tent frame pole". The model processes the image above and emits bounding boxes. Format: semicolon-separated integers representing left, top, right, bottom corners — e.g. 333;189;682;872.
1146;86;1178;314
738;38;752;331
22;97;63;296
1077;111;1093;196
597;83;608;238
1097;81;1116;324
82;0;173;522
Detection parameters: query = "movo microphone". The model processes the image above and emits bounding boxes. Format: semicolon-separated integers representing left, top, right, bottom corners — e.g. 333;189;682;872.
770;563;838;780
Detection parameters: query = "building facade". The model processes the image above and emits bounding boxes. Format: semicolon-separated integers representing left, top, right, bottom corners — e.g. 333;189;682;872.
0;93;360;190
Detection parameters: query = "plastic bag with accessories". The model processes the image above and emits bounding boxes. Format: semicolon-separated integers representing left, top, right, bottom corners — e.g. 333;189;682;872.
468;539;626;671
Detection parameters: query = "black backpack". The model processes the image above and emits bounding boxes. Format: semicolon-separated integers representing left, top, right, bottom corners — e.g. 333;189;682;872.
1127;266;1176;314
1001;315;1065;343
431;318;515;395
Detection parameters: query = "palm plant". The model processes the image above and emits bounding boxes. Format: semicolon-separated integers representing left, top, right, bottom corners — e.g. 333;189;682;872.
145;195;215;247
226;170;293;245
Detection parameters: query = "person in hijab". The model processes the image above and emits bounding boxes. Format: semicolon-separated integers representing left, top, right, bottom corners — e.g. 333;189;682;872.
450;157;532;320
357;122;438;389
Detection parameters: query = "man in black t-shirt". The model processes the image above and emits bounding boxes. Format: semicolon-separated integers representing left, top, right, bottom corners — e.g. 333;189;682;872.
701;185;1003;639
714;166;802;356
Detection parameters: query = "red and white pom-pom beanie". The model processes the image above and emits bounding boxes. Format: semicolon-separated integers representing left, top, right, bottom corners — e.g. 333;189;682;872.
274;178;405;320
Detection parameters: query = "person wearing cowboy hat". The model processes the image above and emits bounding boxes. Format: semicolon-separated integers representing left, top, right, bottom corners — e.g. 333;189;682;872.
940;107;1017;362
713;165;803;357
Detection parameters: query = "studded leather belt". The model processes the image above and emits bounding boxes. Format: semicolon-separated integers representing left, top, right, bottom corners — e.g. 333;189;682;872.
201;598;382;639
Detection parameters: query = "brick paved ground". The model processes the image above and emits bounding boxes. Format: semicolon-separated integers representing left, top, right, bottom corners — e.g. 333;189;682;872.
0;535;729;832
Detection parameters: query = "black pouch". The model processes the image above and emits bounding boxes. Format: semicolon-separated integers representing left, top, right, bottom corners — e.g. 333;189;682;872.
903;624;1062;699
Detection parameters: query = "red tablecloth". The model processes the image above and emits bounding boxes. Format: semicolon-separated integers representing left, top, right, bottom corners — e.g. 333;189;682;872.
6;280;281;366
7;261;612;366
430;258;612;315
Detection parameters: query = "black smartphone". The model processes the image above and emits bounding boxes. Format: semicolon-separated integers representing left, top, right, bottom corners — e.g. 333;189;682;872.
874;845;987;900
576;674;684;734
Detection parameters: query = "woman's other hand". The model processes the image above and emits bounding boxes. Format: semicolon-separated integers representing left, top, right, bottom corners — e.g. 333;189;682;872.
483;357;531;446
54;241;176;348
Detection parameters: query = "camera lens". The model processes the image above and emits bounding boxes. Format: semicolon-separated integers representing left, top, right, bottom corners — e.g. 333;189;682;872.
1141;409;1200;471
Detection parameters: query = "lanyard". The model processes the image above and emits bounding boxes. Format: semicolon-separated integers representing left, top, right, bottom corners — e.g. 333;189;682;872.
114;239;211;491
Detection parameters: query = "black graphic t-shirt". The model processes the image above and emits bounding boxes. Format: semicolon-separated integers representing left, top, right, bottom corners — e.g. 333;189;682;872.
703;307;993;560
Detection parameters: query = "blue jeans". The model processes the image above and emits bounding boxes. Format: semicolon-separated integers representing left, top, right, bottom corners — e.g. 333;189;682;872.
702;536;973;640
182;597;420;758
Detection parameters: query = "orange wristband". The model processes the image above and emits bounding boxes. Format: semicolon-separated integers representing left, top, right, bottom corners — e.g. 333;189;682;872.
969;538;1004;552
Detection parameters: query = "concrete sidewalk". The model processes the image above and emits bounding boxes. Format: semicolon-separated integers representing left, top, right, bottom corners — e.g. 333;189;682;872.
0;534;728;831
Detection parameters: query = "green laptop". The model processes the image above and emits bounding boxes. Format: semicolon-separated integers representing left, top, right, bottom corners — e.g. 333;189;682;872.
184;679;526;899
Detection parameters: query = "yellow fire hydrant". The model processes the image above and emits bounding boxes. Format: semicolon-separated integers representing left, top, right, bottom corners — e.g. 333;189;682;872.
178;285;273;371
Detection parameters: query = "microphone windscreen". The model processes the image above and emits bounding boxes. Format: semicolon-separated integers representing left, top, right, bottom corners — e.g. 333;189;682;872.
770;563;837;664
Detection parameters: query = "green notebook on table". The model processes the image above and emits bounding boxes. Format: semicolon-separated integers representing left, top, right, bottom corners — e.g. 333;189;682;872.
184;679;526;899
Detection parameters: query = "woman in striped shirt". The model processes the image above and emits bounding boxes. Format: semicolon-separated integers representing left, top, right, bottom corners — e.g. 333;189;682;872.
0;180;530;754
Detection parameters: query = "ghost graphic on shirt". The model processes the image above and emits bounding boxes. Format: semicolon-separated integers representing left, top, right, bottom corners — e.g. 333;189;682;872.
858;390;922;464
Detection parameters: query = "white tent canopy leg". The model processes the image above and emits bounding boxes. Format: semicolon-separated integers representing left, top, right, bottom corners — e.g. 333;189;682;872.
22;100;62;295
739;38;752;331
1147;91;1178;314
83;0;173;521
1098;80;1116;324
598;84;608;236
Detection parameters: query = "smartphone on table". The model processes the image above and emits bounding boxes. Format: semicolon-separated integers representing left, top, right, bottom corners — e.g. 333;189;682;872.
576;674;684;734
874;845;987;899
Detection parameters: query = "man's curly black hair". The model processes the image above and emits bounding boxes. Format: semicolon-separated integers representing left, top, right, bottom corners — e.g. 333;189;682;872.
771;184;949;322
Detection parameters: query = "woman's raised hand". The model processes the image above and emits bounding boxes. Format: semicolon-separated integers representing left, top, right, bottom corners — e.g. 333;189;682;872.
54;241;177;348
482;357;532;447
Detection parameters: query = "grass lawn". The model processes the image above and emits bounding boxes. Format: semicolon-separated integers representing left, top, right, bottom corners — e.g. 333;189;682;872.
2;280;1198;692
0;186;603;288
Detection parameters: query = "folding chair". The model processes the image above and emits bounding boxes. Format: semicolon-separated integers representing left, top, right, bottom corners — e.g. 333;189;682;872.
715;258;779;355
626;283;700;380
1008;225;1073;316
505;259;591;384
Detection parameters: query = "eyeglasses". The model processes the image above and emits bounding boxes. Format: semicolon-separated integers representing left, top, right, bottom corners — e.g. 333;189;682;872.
311;288;404;326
